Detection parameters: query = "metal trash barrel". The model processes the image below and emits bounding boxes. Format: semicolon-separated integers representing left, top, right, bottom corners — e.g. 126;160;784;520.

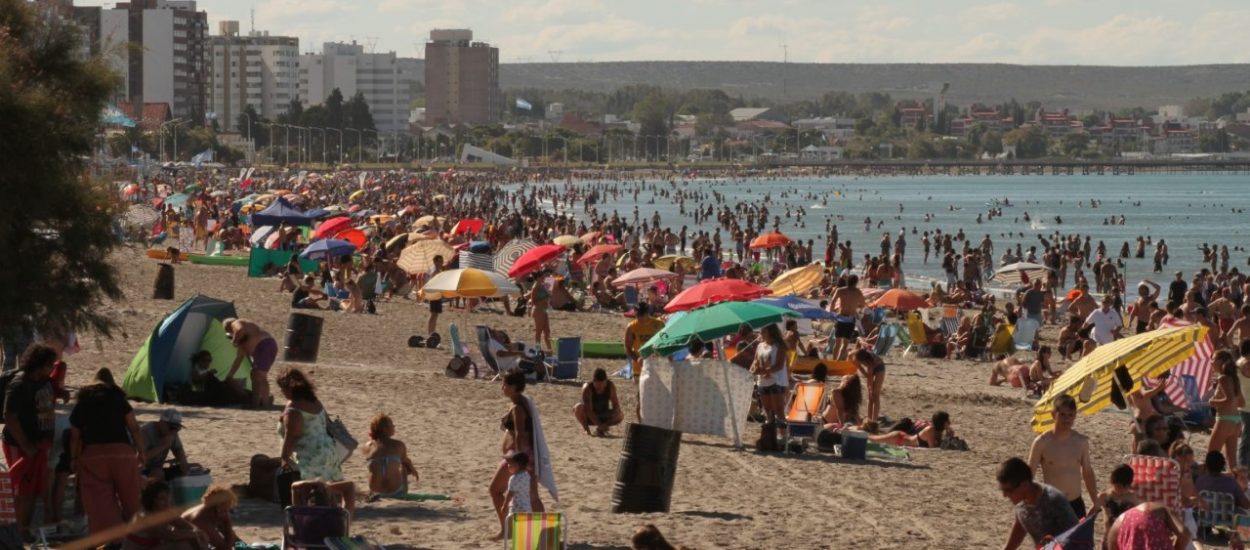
284;313;323;363
612;423;681;513
153;264;175;300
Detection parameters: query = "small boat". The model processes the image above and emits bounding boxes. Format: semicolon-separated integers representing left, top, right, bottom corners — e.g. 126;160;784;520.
188;254;250;267
146;248;189;261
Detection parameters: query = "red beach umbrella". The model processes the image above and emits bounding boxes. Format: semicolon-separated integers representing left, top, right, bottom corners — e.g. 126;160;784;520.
507;244;566;278
576;244;623;266
664;277;772;312
313;216;352;240
749;232;792;250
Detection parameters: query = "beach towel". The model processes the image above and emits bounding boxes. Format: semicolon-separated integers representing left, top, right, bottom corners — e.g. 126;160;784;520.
522;395;559;503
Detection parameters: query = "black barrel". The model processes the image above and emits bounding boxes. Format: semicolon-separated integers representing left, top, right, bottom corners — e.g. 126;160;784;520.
612;423;681;513
153;264;175;300
284;313;323;363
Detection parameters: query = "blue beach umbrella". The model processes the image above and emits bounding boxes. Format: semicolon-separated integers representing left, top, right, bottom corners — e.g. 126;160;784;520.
299;239;356;261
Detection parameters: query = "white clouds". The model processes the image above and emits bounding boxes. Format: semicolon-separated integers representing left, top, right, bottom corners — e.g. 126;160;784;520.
959;2;1019;30
501;0;605;24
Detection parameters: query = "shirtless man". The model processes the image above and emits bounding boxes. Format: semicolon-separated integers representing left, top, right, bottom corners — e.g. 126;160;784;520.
223;317;277;409
1130;280;1161;334
1227;304;1250;349
1208;289;1236;344
1067;287;1098;321
827;274;865;360
1028;394;1098;518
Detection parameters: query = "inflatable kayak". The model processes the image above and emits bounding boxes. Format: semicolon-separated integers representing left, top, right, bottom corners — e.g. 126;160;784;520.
189;254;249;267
581;341;626;359
790;357;857;377
146;248;190;261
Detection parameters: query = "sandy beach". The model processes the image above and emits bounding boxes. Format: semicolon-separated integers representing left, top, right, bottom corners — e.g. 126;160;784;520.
61;248;1197;549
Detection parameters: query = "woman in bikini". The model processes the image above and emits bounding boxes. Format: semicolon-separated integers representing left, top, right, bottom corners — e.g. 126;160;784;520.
822;373;863;427
489;372;544;539
862;411;953;448
362;414;418;500
852;348;886;422
529;273;553;352
1208;350;1244;468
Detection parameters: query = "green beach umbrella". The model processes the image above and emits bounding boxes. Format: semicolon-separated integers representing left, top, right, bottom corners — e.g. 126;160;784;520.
640;301;799;356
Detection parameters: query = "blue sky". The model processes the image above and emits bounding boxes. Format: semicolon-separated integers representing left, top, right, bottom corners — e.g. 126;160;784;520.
79;0;1250;65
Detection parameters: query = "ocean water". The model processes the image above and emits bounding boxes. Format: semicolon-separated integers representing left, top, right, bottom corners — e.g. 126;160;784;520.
547;174;1250;282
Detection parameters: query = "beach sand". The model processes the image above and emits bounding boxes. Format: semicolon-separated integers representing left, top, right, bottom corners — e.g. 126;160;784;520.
62;249;1194;549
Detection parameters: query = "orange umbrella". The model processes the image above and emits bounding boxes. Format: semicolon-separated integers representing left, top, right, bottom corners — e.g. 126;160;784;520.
576;243;623;266
749;232;791;249
580;231;603;244
334;228;367;250
871;288;929;312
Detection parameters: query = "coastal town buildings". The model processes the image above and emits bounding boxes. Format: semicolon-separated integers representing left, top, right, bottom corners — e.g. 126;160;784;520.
208;21;299;132
424;29;500;125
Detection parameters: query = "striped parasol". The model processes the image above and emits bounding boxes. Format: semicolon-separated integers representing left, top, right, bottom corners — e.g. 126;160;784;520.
397;239;455;275
493;238;536;275
767;263;823;296
1031;324;1207;432
1153;318;1214;408
124;204;160;227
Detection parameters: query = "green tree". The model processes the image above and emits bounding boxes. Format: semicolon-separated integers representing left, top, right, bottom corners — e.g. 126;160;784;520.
0;0;124;335
325;88;345;129
1003;126;1048;158
237;104;267;147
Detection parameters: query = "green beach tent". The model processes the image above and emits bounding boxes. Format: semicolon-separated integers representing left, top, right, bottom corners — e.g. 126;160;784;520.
122;295;252;402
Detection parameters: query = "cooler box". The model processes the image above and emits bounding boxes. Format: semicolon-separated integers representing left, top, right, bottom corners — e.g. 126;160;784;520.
172;472;213;506
840;431;868;460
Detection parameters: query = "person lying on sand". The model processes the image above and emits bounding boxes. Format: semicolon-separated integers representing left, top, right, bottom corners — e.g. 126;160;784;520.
859;412;953;448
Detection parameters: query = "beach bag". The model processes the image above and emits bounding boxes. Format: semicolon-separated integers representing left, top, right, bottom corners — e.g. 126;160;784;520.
276;466;300;509
325;413;358;466
755;422;779;452
940;434;970;451
247;454;281;502
445;356;476;379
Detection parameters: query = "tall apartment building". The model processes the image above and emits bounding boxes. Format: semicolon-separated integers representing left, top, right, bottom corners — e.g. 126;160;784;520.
298;42;420;135
97;0;209;123
424;29;499;126
208;21;299;132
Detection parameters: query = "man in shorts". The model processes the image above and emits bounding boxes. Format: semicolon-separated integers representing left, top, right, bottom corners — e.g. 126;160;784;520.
223;318;277;409
3;344;57;534
828;274;865;360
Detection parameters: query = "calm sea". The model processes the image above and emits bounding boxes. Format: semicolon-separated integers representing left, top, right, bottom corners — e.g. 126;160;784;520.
545;174;1250;282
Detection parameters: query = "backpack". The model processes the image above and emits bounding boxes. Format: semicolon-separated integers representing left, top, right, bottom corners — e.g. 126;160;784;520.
0;370;20;419
445;356;477;379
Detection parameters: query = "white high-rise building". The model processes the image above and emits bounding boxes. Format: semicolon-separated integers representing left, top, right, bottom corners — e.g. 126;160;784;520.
98;0;209;123
208;20;299;132
299;42;420;135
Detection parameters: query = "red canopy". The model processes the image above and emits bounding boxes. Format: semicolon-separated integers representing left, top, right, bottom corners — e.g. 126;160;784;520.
576;244;623;266
749;232;792;249
334;228;367;250
870;288;929;311
664;278;772;312
452;218;484;236
313;216;353;240
507;244;566;278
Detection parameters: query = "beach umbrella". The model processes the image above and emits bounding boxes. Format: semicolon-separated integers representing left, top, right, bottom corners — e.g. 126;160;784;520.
576;244;623;266
664;277;772;313
451;218;484;236
165;193;190;206
312;216;353;240
414;215;445;228
753;295;835;320
182;184;202;194
767;263;823;296
348;189;366;202
1030;324;1207;433
639;301;799;356
369;214;395;225
384;232;411;254
612;267;679;288
334;228;367;249
299;238;356;261
992;262;1053;285
323;205;346;214
508;244;566;278
749;231;792;250
580;231;603;244
420;268;521;300
871;288;929;312
431;194;448;201
124;204;160;227
493;239;536;275
122;183;141;197
397;239;455;275
209;190;230;198
552;235;580;248
248;225;277;247
653;255;696;271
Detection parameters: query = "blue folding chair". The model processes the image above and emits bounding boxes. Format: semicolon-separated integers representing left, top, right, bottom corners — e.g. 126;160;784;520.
545;337;581;380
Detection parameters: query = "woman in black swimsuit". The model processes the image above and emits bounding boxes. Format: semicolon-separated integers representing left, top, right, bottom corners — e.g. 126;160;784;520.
489;372;543;539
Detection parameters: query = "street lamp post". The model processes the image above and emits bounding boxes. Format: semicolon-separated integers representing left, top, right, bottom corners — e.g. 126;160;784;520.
326;128;343;164
346;128;361;164
364;129;379;163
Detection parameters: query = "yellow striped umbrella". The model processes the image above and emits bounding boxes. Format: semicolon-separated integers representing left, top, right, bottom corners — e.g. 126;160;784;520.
397;239;455;275
653;255;695;271
1031;324;1207;432
768;263;824;296
420;268;521;300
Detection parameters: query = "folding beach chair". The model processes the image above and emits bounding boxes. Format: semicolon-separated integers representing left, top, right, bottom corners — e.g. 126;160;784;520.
1124;454;1182;515
1039;508;1099;550
545;337;581;380
939;306;961;338
1013;318;1040;352
477;325;508;380
871;323;898;358
902;312;931;358
623;286;639;312
505;512;566;550
784;380;827;453
988;323;1014;356
283;506;349;550
1198;490;1238;542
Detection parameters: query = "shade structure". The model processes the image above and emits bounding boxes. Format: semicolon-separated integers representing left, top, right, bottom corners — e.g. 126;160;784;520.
653;255;695;271
414;215;446;228
299;238;356;261
251;198;314;227
577;244;623;266
553;235;580;248
248;225;277;248
753;295;835;320
348;189;366;202
312;216;353;240
165;193;190;206
749;231;791;249
612;267;679;288
451;218;484;236
384;232;411;254
508;244;566;278
767;263;823;296
640;302;800;356
397;239;455;275
580;231;603;244
421;268;521;300
664;277;772;312
993;262;1053;285
494;239;536;275
871;288;929;311
334;228;367;250
1031;324;1207;432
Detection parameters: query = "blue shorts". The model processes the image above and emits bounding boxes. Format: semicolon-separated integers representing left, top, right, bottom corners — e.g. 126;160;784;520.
758;384;786;396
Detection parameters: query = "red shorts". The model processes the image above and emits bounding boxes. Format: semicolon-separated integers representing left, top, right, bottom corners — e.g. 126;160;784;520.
3;442;50;497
